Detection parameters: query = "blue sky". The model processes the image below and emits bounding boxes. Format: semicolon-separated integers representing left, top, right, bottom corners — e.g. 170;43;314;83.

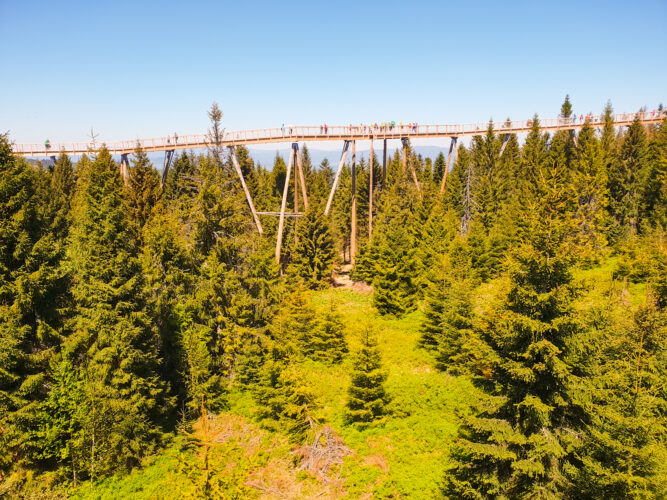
1;0;665;148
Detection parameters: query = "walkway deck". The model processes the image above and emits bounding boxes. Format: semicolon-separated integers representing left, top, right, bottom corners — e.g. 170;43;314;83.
12;111;665;157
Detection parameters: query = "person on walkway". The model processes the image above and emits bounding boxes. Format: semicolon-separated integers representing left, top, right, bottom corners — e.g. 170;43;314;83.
282;123;285;135
174;132;178;143
44;139;51;149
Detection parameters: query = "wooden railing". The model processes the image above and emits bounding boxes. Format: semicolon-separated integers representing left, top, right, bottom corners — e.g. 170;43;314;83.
11;110;666;157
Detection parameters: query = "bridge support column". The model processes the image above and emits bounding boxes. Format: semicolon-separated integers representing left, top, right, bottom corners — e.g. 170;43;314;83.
296;145;309;211
382;138;387;187
402;138;420;192
161;150;175;187
440;137;457;193
120;153;130;185
499;134;511;156
324;140;351;215
350;141;357;265
228;146;263;235
276;144;295;263
369;138;374;240
293;144;299;247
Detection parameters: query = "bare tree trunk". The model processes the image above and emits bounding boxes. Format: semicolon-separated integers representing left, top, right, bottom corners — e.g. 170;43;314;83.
461;164;474;236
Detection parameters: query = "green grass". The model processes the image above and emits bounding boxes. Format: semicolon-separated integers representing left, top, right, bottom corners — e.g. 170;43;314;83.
71;288;478;499
71;258;652;499
275;289;478;498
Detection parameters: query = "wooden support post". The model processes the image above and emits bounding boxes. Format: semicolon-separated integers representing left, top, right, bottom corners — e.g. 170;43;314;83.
382;138;387;187
324;140;351;215
369;138;374;240
499;134;511;156
161;150;175;188
293;144;299;246
276;146;294;263
402;138;420;192
229;146;263;234
296;145;309;210
350;141;357;265
120;153;130;185
440;137;457;193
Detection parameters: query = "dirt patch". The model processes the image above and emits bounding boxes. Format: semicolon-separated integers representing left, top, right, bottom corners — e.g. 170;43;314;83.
331;265;373;293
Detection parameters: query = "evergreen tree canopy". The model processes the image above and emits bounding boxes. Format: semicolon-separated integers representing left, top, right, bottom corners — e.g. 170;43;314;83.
345;327;388;424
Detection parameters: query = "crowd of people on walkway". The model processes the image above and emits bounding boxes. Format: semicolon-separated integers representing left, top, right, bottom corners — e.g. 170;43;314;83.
313;122;421;135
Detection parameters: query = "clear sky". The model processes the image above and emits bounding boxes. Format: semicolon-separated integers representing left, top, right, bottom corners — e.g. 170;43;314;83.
1;0;665;147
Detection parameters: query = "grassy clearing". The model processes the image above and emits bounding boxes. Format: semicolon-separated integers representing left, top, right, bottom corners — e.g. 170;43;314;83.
73;258;650;499
74;288;478;499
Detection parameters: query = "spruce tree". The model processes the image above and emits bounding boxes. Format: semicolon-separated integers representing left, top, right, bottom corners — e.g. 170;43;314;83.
0;135;69;474
49;153;76;240
344;327;389;424
126;148;161;231
254;287;318;440
609;115;650;234
577;301;667;498
370;183;421;317
163;151;197;200
305;299;347;363
645;118;667;227
289;202;335;288
432;151;446;185
445;145;583;497
573;120;608;259
66;147;171;477
470;122;504;230
33;356;86;484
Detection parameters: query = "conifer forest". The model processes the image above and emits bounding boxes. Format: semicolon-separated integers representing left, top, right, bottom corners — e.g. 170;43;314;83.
1;99;666;499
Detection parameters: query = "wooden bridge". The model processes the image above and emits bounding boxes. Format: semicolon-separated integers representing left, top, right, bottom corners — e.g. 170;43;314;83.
11;111;665;158
12;110;665;266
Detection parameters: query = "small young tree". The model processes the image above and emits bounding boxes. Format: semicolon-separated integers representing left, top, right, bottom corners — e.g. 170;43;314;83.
289;203;335;288
305;300;347;363
344;327;388;424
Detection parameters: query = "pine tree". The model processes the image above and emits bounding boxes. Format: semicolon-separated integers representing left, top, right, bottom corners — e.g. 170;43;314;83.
577;301;667;498
289;202;335;288
65;147;171;477
253;287;318;441
163;151;197;200
573;120;608;259
645;118;667;227
49;153;76;240
369;178;421;317
371;214;420;317
278;365;318;443
445;145;583;497
344;327;389;424
0;135;69;474
470;122;504;230
126;148;161;231
33;356;86;484
305;299;347;363
609;115;650;234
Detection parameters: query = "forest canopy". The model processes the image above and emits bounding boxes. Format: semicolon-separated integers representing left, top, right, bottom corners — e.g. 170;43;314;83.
1;99;666;498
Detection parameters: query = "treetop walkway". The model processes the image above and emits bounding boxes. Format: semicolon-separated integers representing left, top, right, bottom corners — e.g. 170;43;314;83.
11;110;665;157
